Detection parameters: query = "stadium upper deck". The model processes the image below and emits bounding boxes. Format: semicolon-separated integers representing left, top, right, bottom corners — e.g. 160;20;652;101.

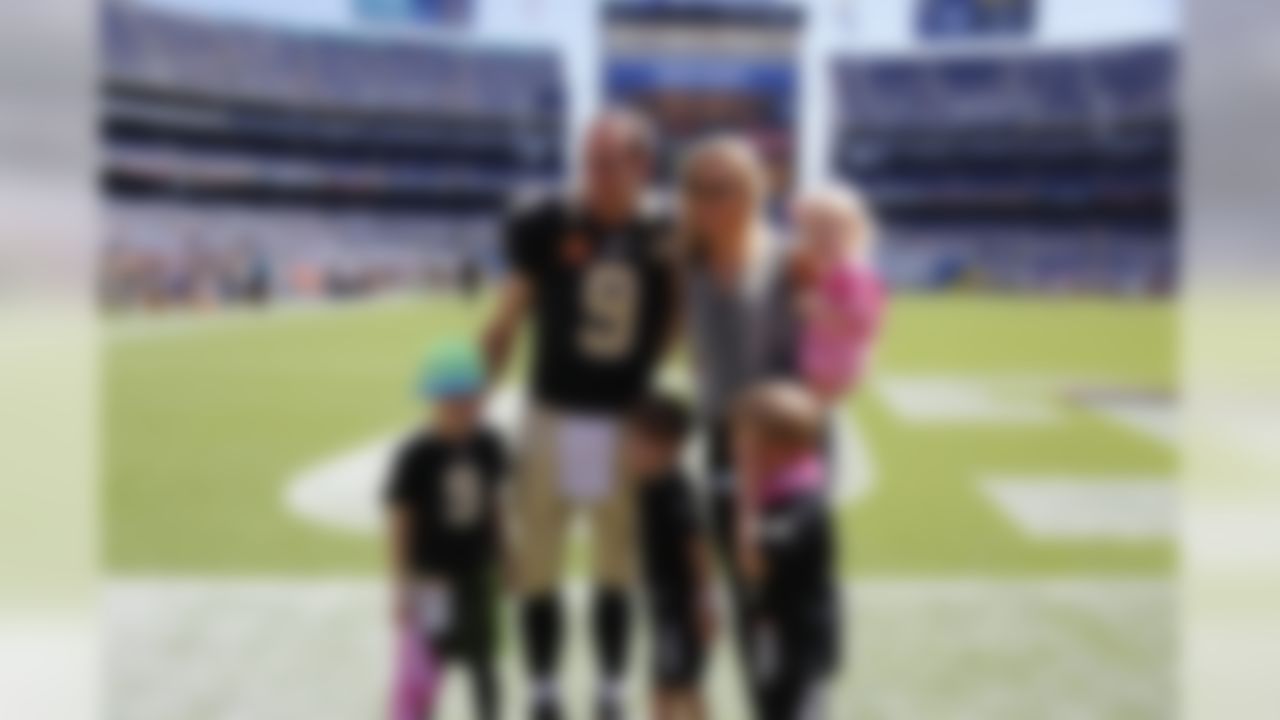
100;0;566;308
833;42;1177;293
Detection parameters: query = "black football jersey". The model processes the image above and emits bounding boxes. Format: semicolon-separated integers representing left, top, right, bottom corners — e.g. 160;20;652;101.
384;427;508;575
506;198;677;413
638;470;703;605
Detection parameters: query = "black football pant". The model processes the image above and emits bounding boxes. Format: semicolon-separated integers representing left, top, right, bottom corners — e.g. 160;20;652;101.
701;412;839;712
431;571;500;720
749;496;840;720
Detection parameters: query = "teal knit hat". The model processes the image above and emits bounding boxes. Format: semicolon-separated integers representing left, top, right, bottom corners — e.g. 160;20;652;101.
417;339;484;400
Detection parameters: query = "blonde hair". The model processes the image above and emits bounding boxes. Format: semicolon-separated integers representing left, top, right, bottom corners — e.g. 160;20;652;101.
678;135;771;264
736;381;825;453
794;183;879;261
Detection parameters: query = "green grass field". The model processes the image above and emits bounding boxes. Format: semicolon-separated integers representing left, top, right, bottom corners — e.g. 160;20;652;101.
105;294;1176;577
104;294;1177;719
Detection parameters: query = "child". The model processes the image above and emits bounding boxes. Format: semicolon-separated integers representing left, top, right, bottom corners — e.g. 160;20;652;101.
626;393;716;720
384;342;510;720
791;185;886;404
733;382;841;720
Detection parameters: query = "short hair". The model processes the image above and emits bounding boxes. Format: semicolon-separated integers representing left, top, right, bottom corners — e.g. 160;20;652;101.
735;381;825;452
629;392;693;445
592;106;657;162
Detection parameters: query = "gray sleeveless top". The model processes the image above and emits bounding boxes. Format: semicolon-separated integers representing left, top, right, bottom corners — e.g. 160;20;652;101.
685;241;798;421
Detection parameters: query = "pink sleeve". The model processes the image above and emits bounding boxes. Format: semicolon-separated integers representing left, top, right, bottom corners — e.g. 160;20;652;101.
824;263;884;339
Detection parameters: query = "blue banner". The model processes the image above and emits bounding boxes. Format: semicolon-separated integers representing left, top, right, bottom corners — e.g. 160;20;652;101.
606;58;795;94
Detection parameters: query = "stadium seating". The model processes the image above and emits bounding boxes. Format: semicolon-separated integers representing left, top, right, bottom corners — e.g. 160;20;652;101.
833;43;1176;293
102;2;561;115
101;0;564;308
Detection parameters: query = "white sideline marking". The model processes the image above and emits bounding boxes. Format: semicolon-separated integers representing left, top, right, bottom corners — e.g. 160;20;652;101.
105;578;1172;720
0;618;97;720
285;387;874;534
875;374;1061;425
984;477;1175;540
1081;395;1179;446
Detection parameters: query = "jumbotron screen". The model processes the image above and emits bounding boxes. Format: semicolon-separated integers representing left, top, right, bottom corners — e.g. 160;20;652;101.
919;0;1035;39
605;58;797;192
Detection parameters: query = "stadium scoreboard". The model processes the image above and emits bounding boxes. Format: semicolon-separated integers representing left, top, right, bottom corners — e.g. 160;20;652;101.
919;0;1035;40
355;0;472;27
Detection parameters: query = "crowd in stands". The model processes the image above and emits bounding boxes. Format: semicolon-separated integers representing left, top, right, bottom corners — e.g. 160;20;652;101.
100;1;562;311
879;227;1174;295
833;42;1177;294
101;203;498;310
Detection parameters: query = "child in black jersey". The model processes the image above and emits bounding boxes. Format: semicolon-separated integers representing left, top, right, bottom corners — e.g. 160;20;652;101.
384;344;510;720
734;382;841;720
626;393;715;720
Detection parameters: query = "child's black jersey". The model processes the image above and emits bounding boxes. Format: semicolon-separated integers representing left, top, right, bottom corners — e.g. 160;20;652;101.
384;428;507;575
637;469;703;606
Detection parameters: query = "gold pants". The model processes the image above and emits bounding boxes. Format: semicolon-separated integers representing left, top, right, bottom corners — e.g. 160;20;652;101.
513;406;636;594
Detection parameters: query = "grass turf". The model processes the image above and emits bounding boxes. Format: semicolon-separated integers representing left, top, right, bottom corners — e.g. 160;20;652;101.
105;294;1175;576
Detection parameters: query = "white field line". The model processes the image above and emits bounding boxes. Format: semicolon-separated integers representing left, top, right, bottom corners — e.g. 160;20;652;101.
0;617;98;720
984;476;1176;541
105;578;1173;720
1080;395;1179;447
106;292;429;343
874;374;1065;425
285;386;875;535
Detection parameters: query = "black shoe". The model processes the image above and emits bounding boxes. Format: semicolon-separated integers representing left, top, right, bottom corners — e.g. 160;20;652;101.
596;696;624;720
532;700;563;720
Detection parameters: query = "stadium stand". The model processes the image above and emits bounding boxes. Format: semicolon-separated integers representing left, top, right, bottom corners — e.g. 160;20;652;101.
100;0;565;309
833;43;1177;294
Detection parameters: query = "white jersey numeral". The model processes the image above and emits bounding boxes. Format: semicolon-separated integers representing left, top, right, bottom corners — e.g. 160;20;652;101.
443;462;483;529
578;262;639;360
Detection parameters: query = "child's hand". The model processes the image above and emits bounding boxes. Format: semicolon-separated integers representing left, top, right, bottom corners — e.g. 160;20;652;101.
737;535;766;587
694;592;717;648
501;555;521;593
392;582;413;627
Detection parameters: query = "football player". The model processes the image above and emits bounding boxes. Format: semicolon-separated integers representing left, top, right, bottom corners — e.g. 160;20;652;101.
483;109;679;720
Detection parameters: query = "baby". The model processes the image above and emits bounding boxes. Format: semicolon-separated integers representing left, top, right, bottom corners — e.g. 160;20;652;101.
791;185;886;404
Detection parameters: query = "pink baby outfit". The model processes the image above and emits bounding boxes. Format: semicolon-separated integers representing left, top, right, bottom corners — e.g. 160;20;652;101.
799;260;885;400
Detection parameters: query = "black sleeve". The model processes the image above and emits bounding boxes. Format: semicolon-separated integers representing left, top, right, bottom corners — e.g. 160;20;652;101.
504;202;547;278
383;440;420;507
481;428;510;483
673;480;702;539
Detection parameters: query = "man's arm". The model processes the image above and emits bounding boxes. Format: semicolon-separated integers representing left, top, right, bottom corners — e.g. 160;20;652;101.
481;274;532;387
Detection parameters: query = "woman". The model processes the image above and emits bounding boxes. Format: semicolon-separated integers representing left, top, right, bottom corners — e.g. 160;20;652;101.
678;136;799;687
